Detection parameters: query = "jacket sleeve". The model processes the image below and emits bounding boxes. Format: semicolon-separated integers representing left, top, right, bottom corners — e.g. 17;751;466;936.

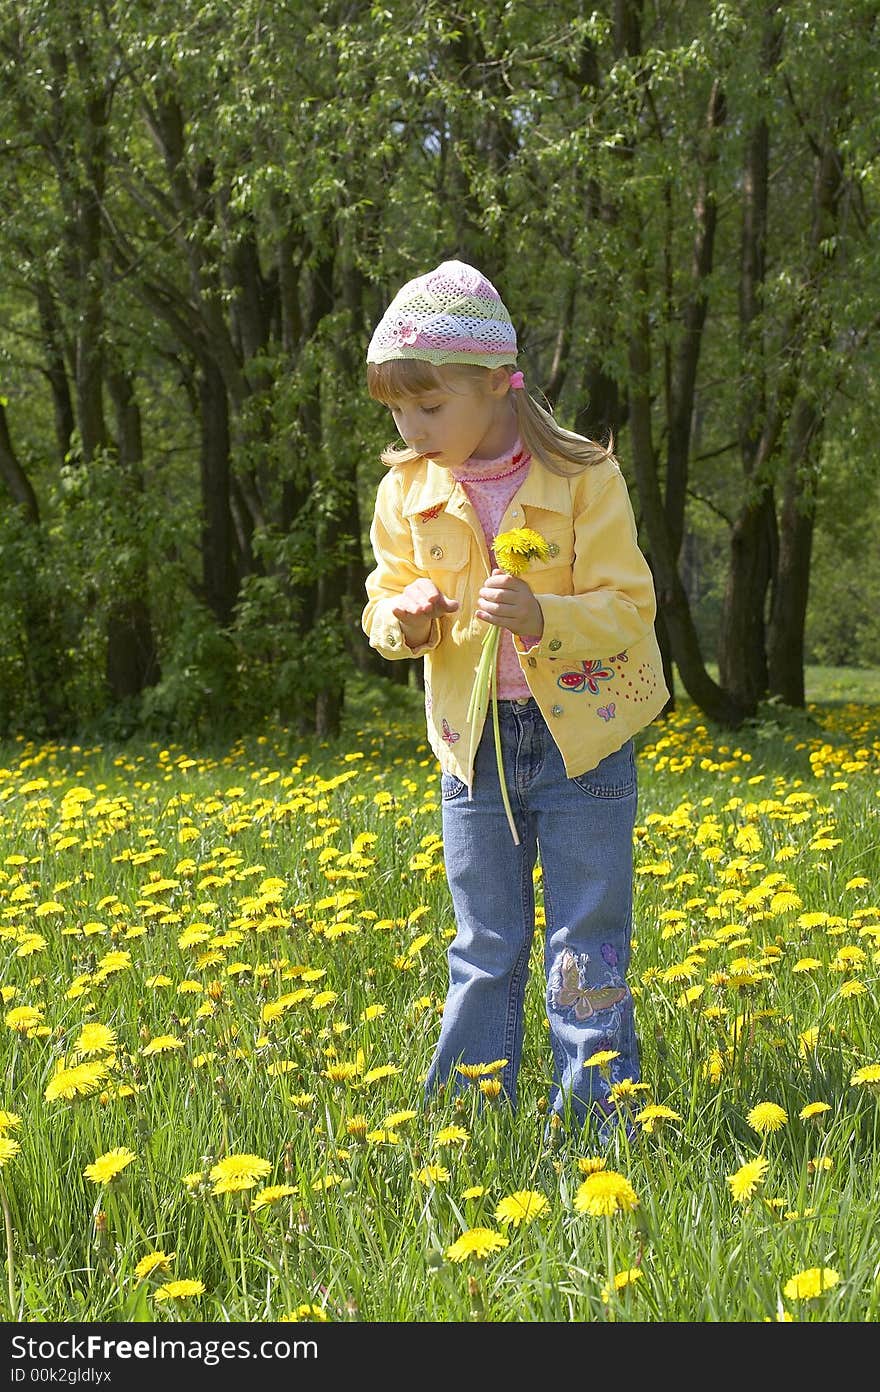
361;469;442;660
518;465;658;662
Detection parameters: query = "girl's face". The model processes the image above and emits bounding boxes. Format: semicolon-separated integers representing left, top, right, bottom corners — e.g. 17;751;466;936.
386;368;517;468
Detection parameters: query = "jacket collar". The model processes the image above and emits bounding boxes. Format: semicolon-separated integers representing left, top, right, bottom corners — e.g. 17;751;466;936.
400;456;573;519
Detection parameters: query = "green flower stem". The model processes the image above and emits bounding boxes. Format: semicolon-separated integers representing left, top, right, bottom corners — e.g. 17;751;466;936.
1;1180;15;1318
604;1213;616;1323
465;625;499;796
490;649;520;846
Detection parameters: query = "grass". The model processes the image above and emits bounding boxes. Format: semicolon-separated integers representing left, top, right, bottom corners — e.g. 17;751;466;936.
0;670;878;1323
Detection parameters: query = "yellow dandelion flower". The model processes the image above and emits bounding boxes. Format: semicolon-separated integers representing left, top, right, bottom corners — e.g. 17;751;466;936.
462;1185;486;1199
142;1034;184;1055
414;1164;449;1186
601;1267;644;1302
74;1022;117;1056
577;1156;608;1176
279;1305;330;1322
478;1078;503;1100
792;958;823;974
435;1125;469;1147
727;1155;769;1203
44;1061;108;1103
634;1103;682;1133
492;526;551;576
84;1146;137;1185
310;1173;344;1192
360;1064;400;1085
798;1028;820;1055
0;1137;21;1166
783;1267;840;1301
799;1101;831;1122
134;1250;176;1281
840;980;866;998
323;1062;360;1084
583;1049;621;1070
850;1064;880;1089
381;1109;417;1128
0;1112;22;1133
573;1170;639;1217
746;1101;788;1135
5;1005;44;1033
494;1190;550;1227
209;1153;272;1195
251;1184;299;1210
609;1079;649;1103
807;1155;833;1174
153;1279;205;1302
445;1227;509;1262
455;1059;508;1079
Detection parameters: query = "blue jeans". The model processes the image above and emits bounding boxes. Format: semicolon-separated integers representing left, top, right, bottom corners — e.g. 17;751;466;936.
426;698;639;1131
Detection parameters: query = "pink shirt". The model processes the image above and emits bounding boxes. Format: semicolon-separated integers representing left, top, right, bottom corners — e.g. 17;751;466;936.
452;443;535;699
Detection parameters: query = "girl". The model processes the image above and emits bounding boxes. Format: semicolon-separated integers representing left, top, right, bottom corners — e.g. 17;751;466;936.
361;259;669;1140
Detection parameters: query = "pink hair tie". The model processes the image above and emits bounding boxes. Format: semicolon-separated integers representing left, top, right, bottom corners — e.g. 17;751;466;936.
509;370;525;390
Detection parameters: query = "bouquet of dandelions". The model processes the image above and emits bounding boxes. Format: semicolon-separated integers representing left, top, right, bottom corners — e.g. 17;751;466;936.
466;526;550;845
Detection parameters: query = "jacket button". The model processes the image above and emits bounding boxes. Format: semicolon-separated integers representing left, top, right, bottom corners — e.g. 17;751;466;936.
527;657;537;668
551;704;563;716
548;638;561;651
429;545;444;559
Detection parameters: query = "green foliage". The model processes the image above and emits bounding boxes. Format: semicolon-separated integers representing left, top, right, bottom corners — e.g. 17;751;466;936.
1;0;879;739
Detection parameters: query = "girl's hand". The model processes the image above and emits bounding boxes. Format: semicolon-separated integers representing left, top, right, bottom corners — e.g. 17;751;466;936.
392;579;459;648
476;569;544;638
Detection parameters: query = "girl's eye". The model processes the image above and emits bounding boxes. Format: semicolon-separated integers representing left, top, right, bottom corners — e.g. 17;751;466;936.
421;404;441;415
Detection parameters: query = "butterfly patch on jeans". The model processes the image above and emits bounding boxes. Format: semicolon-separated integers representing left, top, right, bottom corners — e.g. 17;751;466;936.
552;950;627;1021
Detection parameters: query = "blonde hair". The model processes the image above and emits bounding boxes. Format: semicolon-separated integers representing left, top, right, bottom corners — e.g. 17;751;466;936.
366;360;612;476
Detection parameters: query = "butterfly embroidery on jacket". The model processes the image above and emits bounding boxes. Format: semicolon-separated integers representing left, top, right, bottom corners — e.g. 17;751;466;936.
419;503;444;522
556;659;613;696
441;718;460;746
597;703;616;721
552;950;627;1021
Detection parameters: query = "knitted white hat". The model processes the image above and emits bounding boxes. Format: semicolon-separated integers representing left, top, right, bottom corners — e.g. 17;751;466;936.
367;260;518;368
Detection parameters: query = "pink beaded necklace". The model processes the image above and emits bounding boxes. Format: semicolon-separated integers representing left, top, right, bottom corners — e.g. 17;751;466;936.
457;447;531;483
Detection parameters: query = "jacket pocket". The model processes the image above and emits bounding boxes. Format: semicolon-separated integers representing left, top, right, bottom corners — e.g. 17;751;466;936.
411;527;470;578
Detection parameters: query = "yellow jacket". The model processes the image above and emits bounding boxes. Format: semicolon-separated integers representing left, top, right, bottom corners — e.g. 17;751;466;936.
362;454;670;783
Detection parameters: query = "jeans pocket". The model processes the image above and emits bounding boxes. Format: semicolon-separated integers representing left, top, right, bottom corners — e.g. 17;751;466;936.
570;741;636;799
441;772;468;802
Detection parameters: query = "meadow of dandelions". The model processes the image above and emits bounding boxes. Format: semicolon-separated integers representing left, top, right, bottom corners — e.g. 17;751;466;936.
0;681;878;1322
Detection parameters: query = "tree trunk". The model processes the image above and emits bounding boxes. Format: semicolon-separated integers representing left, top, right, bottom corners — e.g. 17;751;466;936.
104;371;161;701
198;361;237;627
0;404;40;521
0;405;71;730
767;397;820;705
622;70;746;727
35;280;75;464
718;9;782;706
719;492;777;706
766;127;844;704
627;271;746;726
